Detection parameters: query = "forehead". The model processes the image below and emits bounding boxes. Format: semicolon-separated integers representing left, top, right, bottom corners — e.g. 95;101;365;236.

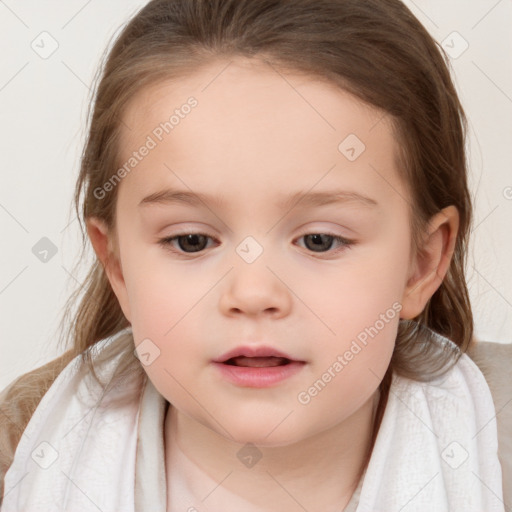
116;57;404;209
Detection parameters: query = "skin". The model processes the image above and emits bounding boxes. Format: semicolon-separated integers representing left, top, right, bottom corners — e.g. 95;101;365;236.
87;57;459;511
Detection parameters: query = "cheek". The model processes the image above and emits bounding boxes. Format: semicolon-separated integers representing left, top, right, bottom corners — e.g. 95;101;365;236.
127;268;205;355
298;231;408;405
121;241;199;329
307;248;408;352
297;300;397;431
129;278;208;406
119;253;196;374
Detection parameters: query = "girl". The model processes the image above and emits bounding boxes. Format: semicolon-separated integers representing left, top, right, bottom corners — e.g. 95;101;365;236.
0;0;509;510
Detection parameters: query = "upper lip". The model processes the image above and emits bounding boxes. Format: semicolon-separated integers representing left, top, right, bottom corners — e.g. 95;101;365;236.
213;345;304;363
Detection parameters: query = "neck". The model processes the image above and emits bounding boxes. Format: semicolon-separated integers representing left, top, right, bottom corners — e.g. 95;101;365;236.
164;387;384;512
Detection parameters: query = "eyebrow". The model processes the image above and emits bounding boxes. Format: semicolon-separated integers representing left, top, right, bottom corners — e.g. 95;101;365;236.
138;188;378;210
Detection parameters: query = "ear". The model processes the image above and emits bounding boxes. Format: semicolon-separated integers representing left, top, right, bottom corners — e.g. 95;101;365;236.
86;216;132;323
400;205;459;319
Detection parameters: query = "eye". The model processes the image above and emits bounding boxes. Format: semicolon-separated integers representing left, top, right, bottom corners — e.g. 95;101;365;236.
158;231;354;256
296;233;354;254
158;232;217;254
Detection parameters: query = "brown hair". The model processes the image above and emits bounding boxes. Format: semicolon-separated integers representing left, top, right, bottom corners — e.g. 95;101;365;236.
0;0;474;483
69;0;473;375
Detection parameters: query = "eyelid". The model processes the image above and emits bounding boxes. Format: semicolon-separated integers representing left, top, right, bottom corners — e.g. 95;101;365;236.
157;229;355;257
294;232;355;255
158;230;219;255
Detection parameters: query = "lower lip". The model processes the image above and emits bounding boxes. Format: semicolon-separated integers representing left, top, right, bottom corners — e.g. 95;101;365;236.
212;361;306;388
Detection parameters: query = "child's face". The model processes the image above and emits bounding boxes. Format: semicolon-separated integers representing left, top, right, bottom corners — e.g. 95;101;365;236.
99;57;420;445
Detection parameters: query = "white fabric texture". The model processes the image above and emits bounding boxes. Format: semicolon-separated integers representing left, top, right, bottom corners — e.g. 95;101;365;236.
1;327;505;512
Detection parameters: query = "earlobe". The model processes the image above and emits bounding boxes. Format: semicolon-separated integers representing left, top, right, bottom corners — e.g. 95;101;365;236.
400;206;459;319
86;216;132;322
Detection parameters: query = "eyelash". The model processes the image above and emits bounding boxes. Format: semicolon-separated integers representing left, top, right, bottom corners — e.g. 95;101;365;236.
157;231;355;257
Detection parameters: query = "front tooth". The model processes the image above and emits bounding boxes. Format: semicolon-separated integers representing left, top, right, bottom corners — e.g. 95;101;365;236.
232;356;286;367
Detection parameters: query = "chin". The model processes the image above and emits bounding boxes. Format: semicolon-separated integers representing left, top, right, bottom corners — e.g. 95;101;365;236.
230;432;297;449
216;419;306;448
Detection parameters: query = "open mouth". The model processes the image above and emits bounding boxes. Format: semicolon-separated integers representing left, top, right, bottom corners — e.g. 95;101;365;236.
223;356;292;368
213;354;306;387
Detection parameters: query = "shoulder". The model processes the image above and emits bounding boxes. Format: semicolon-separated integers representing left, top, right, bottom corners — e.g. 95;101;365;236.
468;341;512;411
0;350;76;502
467;340;512;509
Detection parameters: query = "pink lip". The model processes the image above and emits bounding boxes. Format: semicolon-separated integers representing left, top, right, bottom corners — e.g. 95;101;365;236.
213;345;302;363
212;360;306;388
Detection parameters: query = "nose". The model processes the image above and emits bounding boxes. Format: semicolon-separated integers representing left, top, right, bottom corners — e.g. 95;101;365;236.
218;257;292;319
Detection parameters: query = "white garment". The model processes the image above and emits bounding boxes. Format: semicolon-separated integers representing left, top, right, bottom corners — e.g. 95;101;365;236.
1;327;505;511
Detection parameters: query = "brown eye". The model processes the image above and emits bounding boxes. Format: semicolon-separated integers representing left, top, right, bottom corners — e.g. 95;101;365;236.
175;234;208;252
159;233;215;254
298;233;353;253
303;234;336;252
158;231;354;257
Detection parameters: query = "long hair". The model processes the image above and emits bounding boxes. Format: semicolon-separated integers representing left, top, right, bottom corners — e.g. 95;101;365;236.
1;0;473;477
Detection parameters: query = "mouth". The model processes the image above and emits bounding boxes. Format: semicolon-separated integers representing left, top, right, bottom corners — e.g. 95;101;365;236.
213;345;305;366
222;356;293;367
212;345;306;387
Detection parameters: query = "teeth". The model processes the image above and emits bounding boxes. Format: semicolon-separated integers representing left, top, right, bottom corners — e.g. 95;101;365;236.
228;356;289;367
